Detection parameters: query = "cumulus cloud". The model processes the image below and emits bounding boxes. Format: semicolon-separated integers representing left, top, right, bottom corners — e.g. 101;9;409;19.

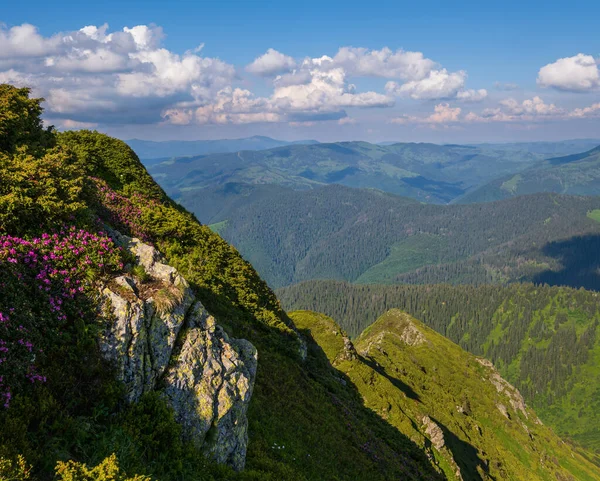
537;53;600;92
456;88;488;102
0;23;62;58
163;61;393;125
246;48;296;76
391;103;461;125
385;69;467;100
0;23;491;127
569;102;600;119
466;96;563;123
332;47;436;80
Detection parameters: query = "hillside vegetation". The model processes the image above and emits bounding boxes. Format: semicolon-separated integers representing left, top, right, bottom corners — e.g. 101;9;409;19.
0;84;447;480
459;145;600;203
148;141;547;203
187;182;600;289
278;280;600;452
292;309;600;481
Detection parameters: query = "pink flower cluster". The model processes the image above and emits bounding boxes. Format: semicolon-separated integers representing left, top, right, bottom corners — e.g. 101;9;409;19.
91;178;158;242
0;227;123;407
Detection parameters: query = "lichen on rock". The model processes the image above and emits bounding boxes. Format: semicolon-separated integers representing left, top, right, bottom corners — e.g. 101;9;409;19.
99;232;257;470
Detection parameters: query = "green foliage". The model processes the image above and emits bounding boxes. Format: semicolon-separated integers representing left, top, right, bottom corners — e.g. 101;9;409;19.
0;85;54;156
58;131;163;199
55;455;149;481
0;84;447;481
130;264;150;283
587;209;600;223
0;455;31;481
0;146;87;236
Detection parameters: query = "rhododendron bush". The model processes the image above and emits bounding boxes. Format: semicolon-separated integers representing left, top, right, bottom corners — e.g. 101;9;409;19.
0;227;123;407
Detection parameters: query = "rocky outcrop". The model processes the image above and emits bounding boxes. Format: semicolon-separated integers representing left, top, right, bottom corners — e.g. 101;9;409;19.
422;416;463;481
163;303;257;469
476;357;528;418
100;232;257;470
336;335;358;362
422;416;445;450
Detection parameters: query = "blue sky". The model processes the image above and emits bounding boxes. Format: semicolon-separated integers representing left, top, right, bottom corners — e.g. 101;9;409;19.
2;0;599;142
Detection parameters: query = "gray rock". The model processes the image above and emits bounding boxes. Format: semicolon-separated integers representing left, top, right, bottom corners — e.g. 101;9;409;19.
163;303;257;470
100;233;257;470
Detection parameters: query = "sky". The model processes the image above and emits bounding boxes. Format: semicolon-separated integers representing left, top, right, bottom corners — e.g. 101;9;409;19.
1;0;600;143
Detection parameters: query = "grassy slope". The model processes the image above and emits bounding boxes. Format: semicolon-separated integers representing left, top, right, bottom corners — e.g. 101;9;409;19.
277;280;600;454
291;309;600;481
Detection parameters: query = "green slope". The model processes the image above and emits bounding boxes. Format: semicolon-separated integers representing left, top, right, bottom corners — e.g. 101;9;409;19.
291;309;600;481
183;182;600;290
459;145;600;203
278;280;600;453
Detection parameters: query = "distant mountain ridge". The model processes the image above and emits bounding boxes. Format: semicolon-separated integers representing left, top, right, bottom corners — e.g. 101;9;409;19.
125;135;319;161
146;141;549;203
458;144;600;203
182;183;600;289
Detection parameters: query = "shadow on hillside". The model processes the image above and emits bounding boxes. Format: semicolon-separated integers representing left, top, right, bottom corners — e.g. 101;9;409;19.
360;356;421;402
533;234;600;291
296;327;446;480
432;417;492;481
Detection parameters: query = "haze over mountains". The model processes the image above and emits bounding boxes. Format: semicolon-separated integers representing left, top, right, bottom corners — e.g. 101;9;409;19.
126;136;319;163
143;139;600;205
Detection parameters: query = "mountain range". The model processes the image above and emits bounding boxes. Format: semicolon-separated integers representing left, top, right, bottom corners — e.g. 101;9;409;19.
144;139;600;205
179;183;600;290
460;145;600;203
125;136;318;163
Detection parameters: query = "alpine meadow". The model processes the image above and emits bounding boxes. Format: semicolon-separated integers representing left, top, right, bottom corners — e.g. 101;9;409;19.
2;3;600;480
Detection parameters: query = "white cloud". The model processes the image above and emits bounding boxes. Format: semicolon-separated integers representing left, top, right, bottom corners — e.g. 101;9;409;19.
0;23;62;58
386;69;466;100
456;88;488;102
391;103;461;125
117;48;234;98
569;102;600;119
466;96;563;123
332;47;436;80
163;63;394;126
537;53;600;92
246;48;296;76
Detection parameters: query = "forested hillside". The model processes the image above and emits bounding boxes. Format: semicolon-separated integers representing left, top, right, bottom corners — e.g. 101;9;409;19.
292;309;600;481
147;141;546;203
459;145;600;203
185;183;600;289
278;280;600;451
